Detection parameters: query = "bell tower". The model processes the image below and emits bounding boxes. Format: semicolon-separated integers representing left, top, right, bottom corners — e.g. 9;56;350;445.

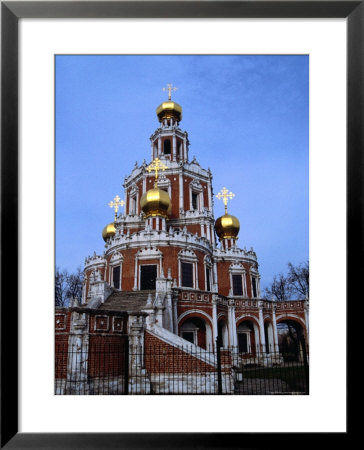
150;84;189;163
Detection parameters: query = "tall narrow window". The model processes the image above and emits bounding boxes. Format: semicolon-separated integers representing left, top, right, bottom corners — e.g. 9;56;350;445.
140;265;157;290
192;192;198;210
252;277;257;297
238;333;248;353
130;197;136;215
112;266;120;290
232;274;243;296
206;267;211;291
164;139;171;154
181;262;193;288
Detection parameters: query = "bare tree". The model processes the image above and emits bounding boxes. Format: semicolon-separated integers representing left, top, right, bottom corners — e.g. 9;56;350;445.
55;266;84;307
55;267;69;307
287;261;309;298
263;273;293;301
263;260;309;301
66;266;84;305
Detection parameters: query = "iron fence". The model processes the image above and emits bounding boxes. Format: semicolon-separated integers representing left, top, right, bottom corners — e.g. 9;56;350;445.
55;340;309;395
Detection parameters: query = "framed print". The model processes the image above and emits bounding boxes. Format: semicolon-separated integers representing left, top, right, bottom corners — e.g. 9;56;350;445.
1;1;359;448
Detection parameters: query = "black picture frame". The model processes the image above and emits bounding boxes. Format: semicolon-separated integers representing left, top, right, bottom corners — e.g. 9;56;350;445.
1;1;357;448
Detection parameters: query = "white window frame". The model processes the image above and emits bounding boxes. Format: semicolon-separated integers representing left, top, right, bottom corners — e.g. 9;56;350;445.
250;266;261;298
128;184;139;216
229;263;247;297
203;255;212;292
111;265;122;290
237;331;251;353
134;247;163;291
180;327;198;345
189;180;204;211
109;252;123;291
178;249;198;289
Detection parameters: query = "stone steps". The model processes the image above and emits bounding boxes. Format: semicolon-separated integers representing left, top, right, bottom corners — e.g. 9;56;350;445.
99;290;155;312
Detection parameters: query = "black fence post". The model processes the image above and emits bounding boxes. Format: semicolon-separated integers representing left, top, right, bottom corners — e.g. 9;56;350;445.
124;336;129;395
300;335;309;394
216;338;222;395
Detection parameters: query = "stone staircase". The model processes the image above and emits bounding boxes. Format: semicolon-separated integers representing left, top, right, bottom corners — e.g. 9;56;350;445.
147;324;217;368
98;290;155;313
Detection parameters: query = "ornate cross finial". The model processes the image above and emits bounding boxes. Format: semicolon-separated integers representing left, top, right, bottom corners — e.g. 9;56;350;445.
108;195;125;219
146;157;168;187
163;83;178;101
216;187;235;214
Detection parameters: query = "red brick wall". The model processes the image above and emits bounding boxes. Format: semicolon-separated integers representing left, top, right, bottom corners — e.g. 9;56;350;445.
216;261;255;298
201;181;208;208
183;176;192;211
220;349;232;373
119;248;138;291
216;261;231;296
55;310;71;378
144;331;216;374
55;334;69;379
88;335;127;378
244;263;252;298
167;175;180;218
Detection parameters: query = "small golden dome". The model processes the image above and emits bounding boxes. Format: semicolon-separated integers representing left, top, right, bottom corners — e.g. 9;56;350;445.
215;213;240;240
156;101;182;122
102;222;115;241
140;187;171;219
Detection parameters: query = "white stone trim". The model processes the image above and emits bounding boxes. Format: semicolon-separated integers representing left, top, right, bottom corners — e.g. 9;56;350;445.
112;316;125;333
177;309;213;327
276;313;307;329
203;255;212;292
250;267;261;298
93;315;109;332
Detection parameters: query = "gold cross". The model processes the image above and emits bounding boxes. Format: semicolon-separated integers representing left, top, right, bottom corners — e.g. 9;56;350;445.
108;195;125;219
162;83;178;101
216;187;235;214
146;158;168;187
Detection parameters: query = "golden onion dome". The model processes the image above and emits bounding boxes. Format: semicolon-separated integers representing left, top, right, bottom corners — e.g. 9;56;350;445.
102;222;116;241
215;213;240;240
140;187;171;219
156;101;182;122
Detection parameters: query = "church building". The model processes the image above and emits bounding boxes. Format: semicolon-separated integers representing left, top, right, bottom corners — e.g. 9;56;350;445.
55;85;309;394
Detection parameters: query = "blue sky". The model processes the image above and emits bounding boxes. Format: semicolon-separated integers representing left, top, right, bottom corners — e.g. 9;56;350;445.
56;55;309;290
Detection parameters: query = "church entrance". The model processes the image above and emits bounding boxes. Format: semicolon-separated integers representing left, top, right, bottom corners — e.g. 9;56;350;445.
237;321;255;354
140;265;157;290
180;317;207;349
277;319;306;362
